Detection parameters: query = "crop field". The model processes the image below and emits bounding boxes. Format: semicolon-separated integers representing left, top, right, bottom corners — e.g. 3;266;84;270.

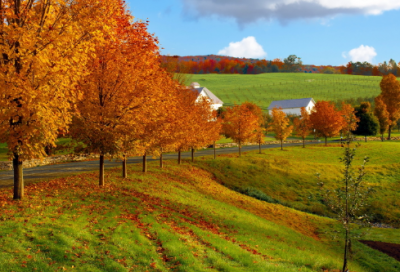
190;73;391;110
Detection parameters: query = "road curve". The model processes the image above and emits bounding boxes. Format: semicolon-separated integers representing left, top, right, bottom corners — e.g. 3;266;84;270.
0;141;320;188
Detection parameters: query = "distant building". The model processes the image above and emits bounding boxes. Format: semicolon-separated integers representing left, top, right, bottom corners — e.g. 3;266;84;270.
189;82;223;111
268;98;316;116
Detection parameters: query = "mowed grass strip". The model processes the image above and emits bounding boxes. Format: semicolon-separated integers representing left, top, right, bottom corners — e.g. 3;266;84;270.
1;157;398;271
190;73;392;109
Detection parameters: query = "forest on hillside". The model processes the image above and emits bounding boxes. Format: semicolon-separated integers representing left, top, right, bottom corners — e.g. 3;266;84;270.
162;54;400;76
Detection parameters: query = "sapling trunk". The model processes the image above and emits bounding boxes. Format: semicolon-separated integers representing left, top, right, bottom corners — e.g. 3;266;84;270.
325;137;327;146
259;142;262;154
143;153;147;173
178;150;181;165
99;155;105;186
365;135;367;142
302;137;305;148
280;140;283;150
239;140;241;157
122;155;127;178
388;125;392;140
13;153;24;200
213;141;216;159
191;148;195;162
160;151;163;168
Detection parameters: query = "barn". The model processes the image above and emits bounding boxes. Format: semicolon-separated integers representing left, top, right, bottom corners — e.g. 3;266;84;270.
268;98;315;116
189;82;223;111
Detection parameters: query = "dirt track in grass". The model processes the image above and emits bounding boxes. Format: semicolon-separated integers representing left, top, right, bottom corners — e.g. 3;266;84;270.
360;240;400;262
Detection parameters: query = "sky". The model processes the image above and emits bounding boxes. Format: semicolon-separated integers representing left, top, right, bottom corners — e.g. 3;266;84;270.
125;0;400;66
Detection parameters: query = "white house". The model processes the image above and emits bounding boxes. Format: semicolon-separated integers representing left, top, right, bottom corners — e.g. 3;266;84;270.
189;82;223;111
268;98;315;116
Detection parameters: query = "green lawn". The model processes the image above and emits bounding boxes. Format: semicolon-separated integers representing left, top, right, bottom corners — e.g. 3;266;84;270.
191;73;390;110
196;141;400;228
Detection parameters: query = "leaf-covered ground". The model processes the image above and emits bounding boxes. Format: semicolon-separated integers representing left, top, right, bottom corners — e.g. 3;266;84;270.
0;149;399;271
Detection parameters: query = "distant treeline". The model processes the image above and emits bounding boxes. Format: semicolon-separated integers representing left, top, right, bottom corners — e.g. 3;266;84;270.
161;55;400;76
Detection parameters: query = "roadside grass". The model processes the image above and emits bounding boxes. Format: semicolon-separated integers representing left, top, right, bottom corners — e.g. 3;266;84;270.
195;141;400;227
191;73;389;110
1;158;398;271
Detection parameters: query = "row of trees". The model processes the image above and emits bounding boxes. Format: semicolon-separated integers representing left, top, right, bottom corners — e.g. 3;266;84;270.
0;0;222;200
162;55;301;75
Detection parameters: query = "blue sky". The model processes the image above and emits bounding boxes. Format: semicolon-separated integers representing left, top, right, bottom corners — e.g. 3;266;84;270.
126;0;400;66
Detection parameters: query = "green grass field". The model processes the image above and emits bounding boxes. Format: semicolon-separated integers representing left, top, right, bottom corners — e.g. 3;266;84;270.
196;141;400;227
1;142;400;271
190;73;390;110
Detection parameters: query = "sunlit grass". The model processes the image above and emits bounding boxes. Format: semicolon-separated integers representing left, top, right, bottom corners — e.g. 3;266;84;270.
0;149;399;271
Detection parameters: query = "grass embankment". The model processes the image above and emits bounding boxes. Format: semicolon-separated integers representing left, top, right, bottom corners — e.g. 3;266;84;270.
191;73;390;110
196;141;400;227
1;144;400;271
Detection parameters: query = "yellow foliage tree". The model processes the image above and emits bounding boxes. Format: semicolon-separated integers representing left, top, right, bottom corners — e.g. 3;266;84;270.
223;102;261;156
374;96;391;141
378;74;400;139
270;108;293;150
0;0;117;199
70;10;164;185
293;107;312;148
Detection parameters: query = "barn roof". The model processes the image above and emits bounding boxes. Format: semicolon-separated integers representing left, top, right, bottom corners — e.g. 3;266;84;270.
193;87;224;105
268;98;315;110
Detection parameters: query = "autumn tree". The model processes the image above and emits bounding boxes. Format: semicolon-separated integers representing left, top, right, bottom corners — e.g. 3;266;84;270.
270;108;293;150
377;74;400;139
309;101;344;146
0;0;119;199
223;102;261;156
374;96;391;141
340;102;359;139
293;107;312;148
70;9;163;185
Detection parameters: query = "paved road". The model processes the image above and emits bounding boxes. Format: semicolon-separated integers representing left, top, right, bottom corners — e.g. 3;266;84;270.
0;141;320;188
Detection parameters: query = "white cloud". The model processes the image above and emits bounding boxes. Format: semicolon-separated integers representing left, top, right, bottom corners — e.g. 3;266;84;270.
181;0;400;24
346;45;377;63
218;37;267;58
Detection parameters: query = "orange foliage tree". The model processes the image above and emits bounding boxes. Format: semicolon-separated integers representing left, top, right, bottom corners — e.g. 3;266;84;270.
377;74;400;139
374;96;391;141
340;102;359;139
293;107;312;148
70;8;163;185
223;102;262;156
270;108;293;150
309;101;344;146
0;0;117;199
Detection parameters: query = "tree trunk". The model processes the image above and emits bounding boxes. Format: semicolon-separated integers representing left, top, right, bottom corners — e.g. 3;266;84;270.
143;153;147;173
213;141;216;159
259;142;262;154
239;141;241;157
302;137;305;148
122;155;127;178
388;125;392;140
160;150;163;169
280;140;283;150
325;137;327;146
342;228;349;272
191;148;195;162
13;153;24;200
381;134;384;142
178;150;181;165
99;155;104;186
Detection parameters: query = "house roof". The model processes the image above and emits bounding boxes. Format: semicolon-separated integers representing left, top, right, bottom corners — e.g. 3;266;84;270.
193;87;223;105
268;98;315;110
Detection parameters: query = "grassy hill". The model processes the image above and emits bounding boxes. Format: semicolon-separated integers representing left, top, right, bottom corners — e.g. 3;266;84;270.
0;142;400;271
190;73;386;110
